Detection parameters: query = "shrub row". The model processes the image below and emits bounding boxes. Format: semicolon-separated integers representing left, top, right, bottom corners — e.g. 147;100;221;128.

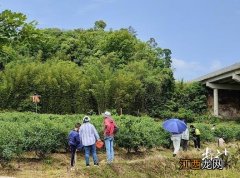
193;123;240;142
160;110;222;123
0;112;239;166
0;112;170;165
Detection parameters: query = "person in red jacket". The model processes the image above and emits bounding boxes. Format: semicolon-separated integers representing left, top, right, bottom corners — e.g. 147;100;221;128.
103;111;117;164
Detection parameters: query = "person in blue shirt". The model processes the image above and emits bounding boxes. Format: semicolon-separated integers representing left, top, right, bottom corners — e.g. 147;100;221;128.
68;123;82;169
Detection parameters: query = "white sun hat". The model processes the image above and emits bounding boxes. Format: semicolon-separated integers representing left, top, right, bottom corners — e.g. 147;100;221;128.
83;116;91;123
102;111;111;117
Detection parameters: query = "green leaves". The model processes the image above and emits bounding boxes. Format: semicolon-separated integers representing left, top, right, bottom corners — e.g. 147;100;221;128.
94;20;107;30
0;112;170;158
164;82;208;120
0;10;26;43
23;122;67;158
0;60;83;113
0;122;24;166
0;10;175;116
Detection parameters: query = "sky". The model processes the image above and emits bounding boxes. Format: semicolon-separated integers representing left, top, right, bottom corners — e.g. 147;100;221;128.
0;0;240;81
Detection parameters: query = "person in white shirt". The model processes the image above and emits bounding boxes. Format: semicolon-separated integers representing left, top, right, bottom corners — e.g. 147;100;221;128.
171;133;182;157
79;116;101;167
181;120;189;151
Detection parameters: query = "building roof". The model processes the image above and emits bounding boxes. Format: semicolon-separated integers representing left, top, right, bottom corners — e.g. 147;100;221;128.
194;62;240;83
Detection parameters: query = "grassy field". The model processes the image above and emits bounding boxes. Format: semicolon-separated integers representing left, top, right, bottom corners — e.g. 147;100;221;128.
0;142;240;178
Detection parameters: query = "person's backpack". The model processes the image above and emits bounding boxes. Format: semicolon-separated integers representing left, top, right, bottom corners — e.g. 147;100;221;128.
195;128;201;135
113;125;119;134
107;120;119;135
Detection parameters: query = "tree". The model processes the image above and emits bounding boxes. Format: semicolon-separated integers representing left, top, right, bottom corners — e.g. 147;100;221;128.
128;26;137;37
147;38;158;48
101;29;137;62
167;82;207;115
112;69;142;114
0;60;83;114
80;59;113;114
0;10;27;44
94;20;107;30
0;10;40;64
0;10;177;117
162;49;172;68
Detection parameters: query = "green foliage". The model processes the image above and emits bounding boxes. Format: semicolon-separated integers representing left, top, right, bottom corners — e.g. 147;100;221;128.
213;126;239;142
0;10;27;44
0;122;24;166
0;60;83;114
191;123;240;143
23;121;68;158
236;130;240;141
115;116;167;152
193;124;215;142
94;20;107;30
162;81;208;121
0;112;169;161
0;10;40;64
0;10;206;120
0;10;175;116
170;81;207;113
194;114;221;124
0;111;240;165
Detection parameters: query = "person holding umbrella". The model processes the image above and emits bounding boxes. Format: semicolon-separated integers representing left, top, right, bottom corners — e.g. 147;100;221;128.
171;133;182;157
163;118;187;157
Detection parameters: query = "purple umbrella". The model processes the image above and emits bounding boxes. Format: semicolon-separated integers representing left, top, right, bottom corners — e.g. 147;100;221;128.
163;118;187;134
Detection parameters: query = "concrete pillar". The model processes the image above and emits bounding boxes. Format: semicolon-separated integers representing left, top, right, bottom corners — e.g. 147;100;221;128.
213;88;219;116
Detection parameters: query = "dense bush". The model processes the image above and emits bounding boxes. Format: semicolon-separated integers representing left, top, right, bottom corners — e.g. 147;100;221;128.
0;10;211;119
213;126;239;142
173;81;208;114
0;122;24;166
115;116;169;152
23;121;68;158
193;124;215;142
192;123;240;143
160;109;196;123
0;112;170;161
0;10;175;117
1;111;239;165
160;110;221;124
162;82;208;121
194;114;221;124
236;130;240;141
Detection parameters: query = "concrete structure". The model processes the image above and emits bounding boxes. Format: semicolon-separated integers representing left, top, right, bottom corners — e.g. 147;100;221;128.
194;63;240;117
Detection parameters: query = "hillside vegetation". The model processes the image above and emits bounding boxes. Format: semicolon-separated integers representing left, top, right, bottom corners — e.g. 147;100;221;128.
0;10;207;119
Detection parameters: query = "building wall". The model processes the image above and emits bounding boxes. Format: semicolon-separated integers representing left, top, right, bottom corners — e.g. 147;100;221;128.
207;89;240;118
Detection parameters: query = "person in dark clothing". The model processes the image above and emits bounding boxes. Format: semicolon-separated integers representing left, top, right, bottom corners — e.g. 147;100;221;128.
68;123;82;170
190;125;201;150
